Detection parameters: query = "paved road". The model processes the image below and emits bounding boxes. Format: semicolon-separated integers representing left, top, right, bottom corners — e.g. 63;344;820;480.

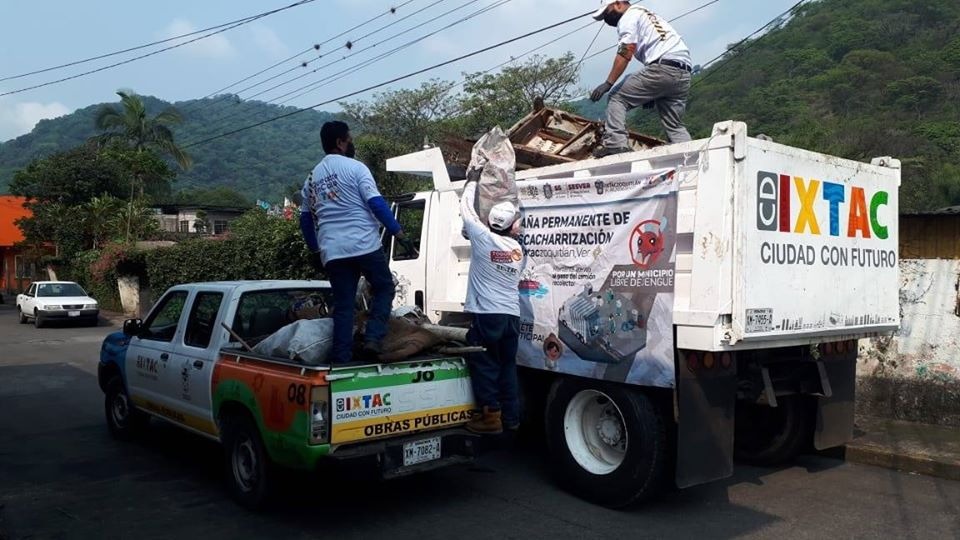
0;304;958;540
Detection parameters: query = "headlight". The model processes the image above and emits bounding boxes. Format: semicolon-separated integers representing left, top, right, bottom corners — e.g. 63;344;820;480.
309;385;330;444
84;303;98;310
41;305;62;311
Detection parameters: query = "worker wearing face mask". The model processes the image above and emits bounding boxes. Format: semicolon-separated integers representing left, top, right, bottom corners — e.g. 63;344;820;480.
589;0;693;155
300;121;407;364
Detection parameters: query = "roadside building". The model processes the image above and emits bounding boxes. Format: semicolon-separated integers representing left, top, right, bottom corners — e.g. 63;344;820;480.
0;195;34;294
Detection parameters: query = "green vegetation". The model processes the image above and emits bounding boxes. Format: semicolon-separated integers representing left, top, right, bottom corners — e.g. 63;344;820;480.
0;94;336;201
576;0;960;211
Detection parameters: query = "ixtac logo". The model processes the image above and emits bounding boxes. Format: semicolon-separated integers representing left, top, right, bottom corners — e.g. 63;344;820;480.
756;171;891;239
336;392;391;412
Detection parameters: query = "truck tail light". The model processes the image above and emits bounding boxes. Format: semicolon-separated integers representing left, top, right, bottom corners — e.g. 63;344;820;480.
309;385;329;445
702;352;715;370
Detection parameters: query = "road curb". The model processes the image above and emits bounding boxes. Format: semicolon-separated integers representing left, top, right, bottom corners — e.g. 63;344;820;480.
846;443;960;481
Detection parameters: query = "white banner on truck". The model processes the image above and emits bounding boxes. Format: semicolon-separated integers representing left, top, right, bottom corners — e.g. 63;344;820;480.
516;169;679;388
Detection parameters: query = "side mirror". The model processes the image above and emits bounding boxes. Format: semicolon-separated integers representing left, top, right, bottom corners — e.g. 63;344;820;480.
123;318;143;337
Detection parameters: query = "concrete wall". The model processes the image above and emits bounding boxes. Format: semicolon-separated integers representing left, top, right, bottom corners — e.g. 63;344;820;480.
860;259;960;381
858;259;960;424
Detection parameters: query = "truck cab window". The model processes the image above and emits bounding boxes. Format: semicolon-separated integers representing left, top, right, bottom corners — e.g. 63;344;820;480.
231;289;333;345
184;292;224;349
393;200;425;261
141;291;188;342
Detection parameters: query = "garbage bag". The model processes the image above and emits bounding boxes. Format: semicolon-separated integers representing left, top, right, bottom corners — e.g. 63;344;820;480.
468;125;518;225
253;318;334;366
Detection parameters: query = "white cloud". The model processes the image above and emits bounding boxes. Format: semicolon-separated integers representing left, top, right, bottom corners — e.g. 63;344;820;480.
162;19;235;59
0;99;71;141
250;25;288;58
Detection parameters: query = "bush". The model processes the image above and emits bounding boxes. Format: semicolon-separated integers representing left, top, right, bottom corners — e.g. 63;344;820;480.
144;210;316;295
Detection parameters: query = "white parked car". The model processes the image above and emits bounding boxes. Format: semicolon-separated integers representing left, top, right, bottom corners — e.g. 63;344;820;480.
16;281;99;328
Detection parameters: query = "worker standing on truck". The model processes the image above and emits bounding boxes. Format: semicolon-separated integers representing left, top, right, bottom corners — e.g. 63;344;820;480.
300;121;407;363
589;0;693;155
460;181;524;434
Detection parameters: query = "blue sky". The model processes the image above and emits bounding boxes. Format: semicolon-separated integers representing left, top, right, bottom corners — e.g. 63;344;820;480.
0;0;799;141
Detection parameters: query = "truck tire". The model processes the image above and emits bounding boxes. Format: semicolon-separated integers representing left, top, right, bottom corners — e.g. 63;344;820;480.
221;414;274;510
104;377;149;440
734;395;812;466
545;379;668;508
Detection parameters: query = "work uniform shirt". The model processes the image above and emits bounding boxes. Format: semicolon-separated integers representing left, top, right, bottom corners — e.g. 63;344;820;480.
460;182;522;317
301;154;385;265
618;5;691;66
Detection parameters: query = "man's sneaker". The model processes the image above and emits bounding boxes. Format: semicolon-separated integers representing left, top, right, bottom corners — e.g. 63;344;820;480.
592;146;632;158
466;407;503;435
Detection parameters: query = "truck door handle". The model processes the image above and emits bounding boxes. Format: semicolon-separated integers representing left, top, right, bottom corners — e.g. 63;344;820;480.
193;360;204;369
160;353;169;361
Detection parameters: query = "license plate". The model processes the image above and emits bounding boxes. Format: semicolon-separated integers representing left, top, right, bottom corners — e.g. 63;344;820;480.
745;308;773;333
402;436;441;466
68;311;81;317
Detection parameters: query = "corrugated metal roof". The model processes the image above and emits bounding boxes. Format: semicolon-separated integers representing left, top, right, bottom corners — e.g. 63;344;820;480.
0;195;30;247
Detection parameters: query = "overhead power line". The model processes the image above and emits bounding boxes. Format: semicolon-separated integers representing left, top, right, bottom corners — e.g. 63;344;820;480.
0;0;319;97
0;0;319;83
231;0;471;102
693;0;808;86
265;0;506;105
193;0;420;104
184;9;595;149
198;0;505;133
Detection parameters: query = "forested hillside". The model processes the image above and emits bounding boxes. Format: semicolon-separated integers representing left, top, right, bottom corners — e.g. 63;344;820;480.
0;95;336;201
577;0;960;211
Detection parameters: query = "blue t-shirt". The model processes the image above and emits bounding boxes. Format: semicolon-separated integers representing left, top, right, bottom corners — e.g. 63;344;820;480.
301;154;384;265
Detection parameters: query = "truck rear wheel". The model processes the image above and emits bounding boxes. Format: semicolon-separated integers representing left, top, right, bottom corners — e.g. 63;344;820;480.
221;414;274;510
545;379;667;508
734;395;812;466
104;377;148;440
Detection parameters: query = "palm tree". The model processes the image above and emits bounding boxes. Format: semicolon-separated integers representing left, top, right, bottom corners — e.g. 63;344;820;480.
95;90;192;168
94;90;192;240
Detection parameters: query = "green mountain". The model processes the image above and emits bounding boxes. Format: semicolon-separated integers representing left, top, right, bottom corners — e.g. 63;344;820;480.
576;0;960;212
0;95;337;201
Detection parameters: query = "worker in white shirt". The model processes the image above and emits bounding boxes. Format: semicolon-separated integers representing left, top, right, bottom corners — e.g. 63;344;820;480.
589;0;694;155
300;121;407;364
460;182;524;435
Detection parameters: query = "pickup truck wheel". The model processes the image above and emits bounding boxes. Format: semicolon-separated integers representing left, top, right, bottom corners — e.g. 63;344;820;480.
545;379;667;508
17;307;27;324
222;415;273;510
33;309;44;328
105;377;148;440
734;395;812;466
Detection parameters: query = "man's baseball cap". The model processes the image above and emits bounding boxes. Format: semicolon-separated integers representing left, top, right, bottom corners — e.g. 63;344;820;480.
592;0;630;21
488;201;518;232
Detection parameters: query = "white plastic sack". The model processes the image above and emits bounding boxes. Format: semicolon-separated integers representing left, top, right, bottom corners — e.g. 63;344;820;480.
468;126;518;224
253;318;335;366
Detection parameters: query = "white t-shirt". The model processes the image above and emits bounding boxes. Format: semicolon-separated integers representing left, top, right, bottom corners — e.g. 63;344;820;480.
460;182;522;317
618;5;691;66
301;154;384;265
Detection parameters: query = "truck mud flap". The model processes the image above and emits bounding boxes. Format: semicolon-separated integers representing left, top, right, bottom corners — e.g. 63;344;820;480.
814;356;856;450
675;350;737;489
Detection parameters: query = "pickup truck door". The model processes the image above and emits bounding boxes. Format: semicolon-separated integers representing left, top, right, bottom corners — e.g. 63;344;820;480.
169;290;224;436
125;290;190;424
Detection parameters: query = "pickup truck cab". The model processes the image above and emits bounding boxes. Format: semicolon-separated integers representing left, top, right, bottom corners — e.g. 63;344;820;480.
98;280;476;508
17;281;99;328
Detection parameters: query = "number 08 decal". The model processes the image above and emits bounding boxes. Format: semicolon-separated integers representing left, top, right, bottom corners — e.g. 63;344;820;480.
287;383;306;405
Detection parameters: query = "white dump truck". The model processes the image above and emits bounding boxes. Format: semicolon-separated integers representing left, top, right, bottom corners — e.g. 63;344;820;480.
383;120;901;507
